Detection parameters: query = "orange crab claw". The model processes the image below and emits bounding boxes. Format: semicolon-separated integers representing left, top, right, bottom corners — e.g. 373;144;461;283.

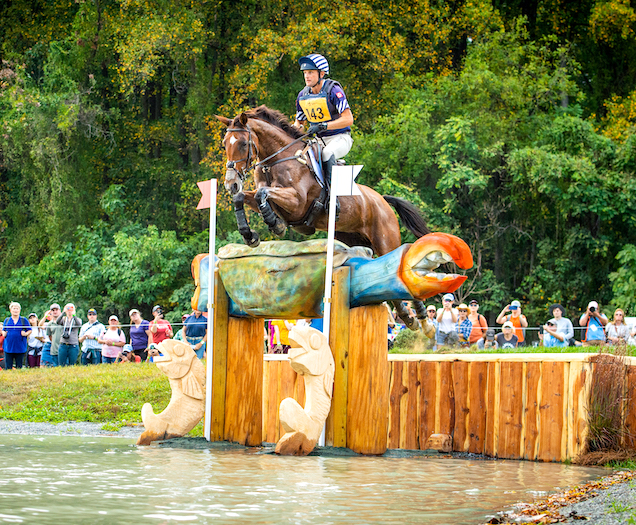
399;233;474;301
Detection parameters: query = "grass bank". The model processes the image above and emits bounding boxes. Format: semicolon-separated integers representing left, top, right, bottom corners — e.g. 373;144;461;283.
0;364;203;436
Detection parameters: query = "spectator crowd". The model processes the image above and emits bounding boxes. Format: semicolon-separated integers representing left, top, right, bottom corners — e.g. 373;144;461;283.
1;302;209;370
390;294;636;352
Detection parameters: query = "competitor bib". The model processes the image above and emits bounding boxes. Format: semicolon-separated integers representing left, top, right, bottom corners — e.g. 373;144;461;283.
298;95;332;123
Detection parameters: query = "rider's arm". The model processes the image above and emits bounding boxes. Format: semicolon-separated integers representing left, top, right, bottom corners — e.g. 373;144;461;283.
325;108;353;131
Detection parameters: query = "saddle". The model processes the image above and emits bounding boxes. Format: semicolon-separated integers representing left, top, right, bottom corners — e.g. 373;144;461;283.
289;141;343;233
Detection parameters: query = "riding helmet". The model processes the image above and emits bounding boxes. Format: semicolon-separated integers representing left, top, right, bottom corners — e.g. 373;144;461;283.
299;54;329;75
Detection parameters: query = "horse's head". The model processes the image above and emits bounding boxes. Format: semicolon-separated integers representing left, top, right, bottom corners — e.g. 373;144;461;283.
216;113;259;195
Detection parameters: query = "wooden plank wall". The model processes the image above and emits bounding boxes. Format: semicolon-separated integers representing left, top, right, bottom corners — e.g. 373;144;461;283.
261;354;636;462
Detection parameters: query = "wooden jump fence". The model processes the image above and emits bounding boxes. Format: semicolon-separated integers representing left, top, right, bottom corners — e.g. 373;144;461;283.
207;267;636;461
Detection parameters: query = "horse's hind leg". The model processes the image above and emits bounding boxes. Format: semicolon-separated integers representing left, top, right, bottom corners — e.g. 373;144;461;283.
394;301;421;331
255;188;287;237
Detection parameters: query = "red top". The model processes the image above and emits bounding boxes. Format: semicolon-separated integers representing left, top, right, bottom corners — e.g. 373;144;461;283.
151;319;173;344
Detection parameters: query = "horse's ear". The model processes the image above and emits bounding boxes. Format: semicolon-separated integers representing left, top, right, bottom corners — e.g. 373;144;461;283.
238;112;248;126
215;115;231;127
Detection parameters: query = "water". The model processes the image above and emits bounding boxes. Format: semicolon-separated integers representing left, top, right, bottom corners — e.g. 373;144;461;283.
0;435;607;524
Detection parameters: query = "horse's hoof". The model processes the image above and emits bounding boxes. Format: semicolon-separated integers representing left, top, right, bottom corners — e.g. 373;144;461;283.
271;222;286;237
247;231;260;247
404;316;421;332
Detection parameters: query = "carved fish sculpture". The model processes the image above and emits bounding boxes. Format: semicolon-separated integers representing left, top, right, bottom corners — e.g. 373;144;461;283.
137;340;206;446
275;325;335;456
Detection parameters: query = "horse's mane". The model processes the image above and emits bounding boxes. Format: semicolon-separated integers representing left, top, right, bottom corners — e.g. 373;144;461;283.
233;105;304;139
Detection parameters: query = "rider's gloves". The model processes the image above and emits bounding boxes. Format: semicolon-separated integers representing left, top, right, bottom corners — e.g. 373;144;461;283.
307;122;328;135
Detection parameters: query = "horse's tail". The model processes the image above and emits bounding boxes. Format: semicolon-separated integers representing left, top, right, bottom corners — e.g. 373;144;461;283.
383;195;430;238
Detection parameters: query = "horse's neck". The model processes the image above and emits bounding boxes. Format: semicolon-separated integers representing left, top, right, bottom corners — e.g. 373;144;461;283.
250;120;295;159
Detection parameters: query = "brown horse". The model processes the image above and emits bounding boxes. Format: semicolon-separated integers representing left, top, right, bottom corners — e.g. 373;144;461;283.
216;106;430;328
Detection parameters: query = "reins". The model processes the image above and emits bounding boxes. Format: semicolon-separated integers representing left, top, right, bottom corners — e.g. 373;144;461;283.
225;124;311;182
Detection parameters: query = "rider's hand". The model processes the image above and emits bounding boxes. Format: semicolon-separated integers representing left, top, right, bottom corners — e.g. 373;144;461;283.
307;122;328;135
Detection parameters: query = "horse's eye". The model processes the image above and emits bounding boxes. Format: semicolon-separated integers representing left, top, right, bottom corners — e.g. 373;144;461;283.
237;140;247;149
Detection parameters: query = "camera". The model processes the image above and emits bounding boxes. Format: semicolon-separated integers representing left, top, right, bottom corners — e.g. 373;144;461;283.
589;306;596;313
62;330;70;340
539;326;544;335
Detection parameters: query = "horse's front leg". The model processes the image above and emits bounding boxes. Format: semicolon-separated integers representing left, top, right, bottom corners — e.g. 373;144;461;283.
233;192;260;247
254;187;287;237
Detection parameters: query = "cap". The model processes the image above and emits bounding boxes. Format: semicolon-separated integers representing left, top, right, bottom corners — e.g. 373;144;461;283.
109;315;119;321
458;303;468;310
442;293;454;302
149;343;158;350
123;343;133;353
588;301;598;309
50;303;61;310
511;300;521;308
27;312;37;318
485;329;495;340
87;308;97;315
152;305;162;313
181;313;189;320
426;305;436;312
546;319;556;326
469;300;479;305
129;308;140;317
502;321;514;329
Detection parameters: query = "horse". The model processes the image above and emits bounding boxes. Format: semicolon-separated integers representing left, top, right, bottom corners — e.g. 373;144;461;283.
215;105;431;329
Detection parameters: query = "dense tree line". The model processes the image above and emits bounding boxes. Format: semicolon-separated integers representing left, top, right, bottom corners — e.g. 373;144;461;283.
1;0;636;323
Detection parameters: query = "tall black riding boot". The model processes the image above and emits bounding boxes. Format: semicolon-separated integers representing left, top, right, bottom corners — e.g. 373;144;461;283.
323;156;340;220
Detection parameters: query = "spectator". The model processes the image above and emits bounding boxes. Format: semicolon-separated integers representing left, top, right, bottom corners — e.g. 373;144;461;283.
549;303;574;345
496;321;518;349
436;293;459;348
482;328;496;349
129;309;153;362
173;313;189;342
579;300;608;346
425;305;438;350
116;344;141;363
26;313;45;368
56;303;82;366
456;304;473;348
1;302;31;369
149;305;173;344
496;300;528;346
40;303;62;367
98;315;126;364
79;308;105;365
270;319;296;354
184;309;207;359
606;308;630;347
542;318;568;348
467;300;488;347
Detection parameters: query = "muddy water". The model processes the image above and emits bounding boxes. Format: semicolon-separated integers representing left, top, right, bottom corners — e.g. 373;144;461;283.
0;435;607;524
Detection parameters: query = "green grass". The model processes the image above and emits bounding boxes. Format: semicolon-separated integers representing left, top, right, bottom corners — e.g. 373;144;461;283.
0;364;171;426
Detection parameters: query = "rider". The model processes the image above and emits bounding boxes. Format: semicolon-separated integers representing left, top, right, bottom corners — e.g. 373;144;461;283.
293;54;354;198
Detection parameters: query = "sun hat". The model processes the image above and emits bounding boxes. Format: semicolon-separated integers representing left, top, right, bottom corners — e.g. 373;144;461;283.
457;303;468;310
27;312;37;318
129;308;140;317
502;321;514;329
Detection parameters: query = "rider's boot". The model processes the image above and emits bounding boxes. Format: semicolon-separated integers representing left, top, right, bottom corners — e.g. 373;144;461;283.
324;156;340;221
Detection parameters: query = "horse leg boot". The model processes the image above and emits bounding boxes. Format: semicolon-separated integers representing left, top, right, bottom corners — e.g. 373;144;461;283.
394;300;421;331
233;193;260;247
255;187;287;236
413;300;427;320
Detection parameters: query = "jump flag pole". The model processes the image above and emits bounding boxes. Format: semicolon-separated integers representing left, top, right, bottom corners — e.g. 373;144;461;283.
320;165;362;446
196;178;217;441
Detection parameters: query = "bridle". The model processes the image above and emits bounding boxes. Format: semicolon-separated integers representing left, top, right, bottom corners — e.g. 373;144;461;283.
224;123;312;192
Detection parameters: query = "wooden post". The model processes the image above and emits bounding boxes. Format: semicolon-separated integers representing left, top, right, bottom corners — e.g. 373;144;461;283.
210;273;228;441
347;304;389;454
326;267;350;447
224;317;263;446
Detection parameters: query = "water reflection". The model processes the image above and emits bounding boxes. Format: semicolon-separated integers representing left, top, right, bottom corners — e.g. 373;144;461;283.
0;435;607;524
